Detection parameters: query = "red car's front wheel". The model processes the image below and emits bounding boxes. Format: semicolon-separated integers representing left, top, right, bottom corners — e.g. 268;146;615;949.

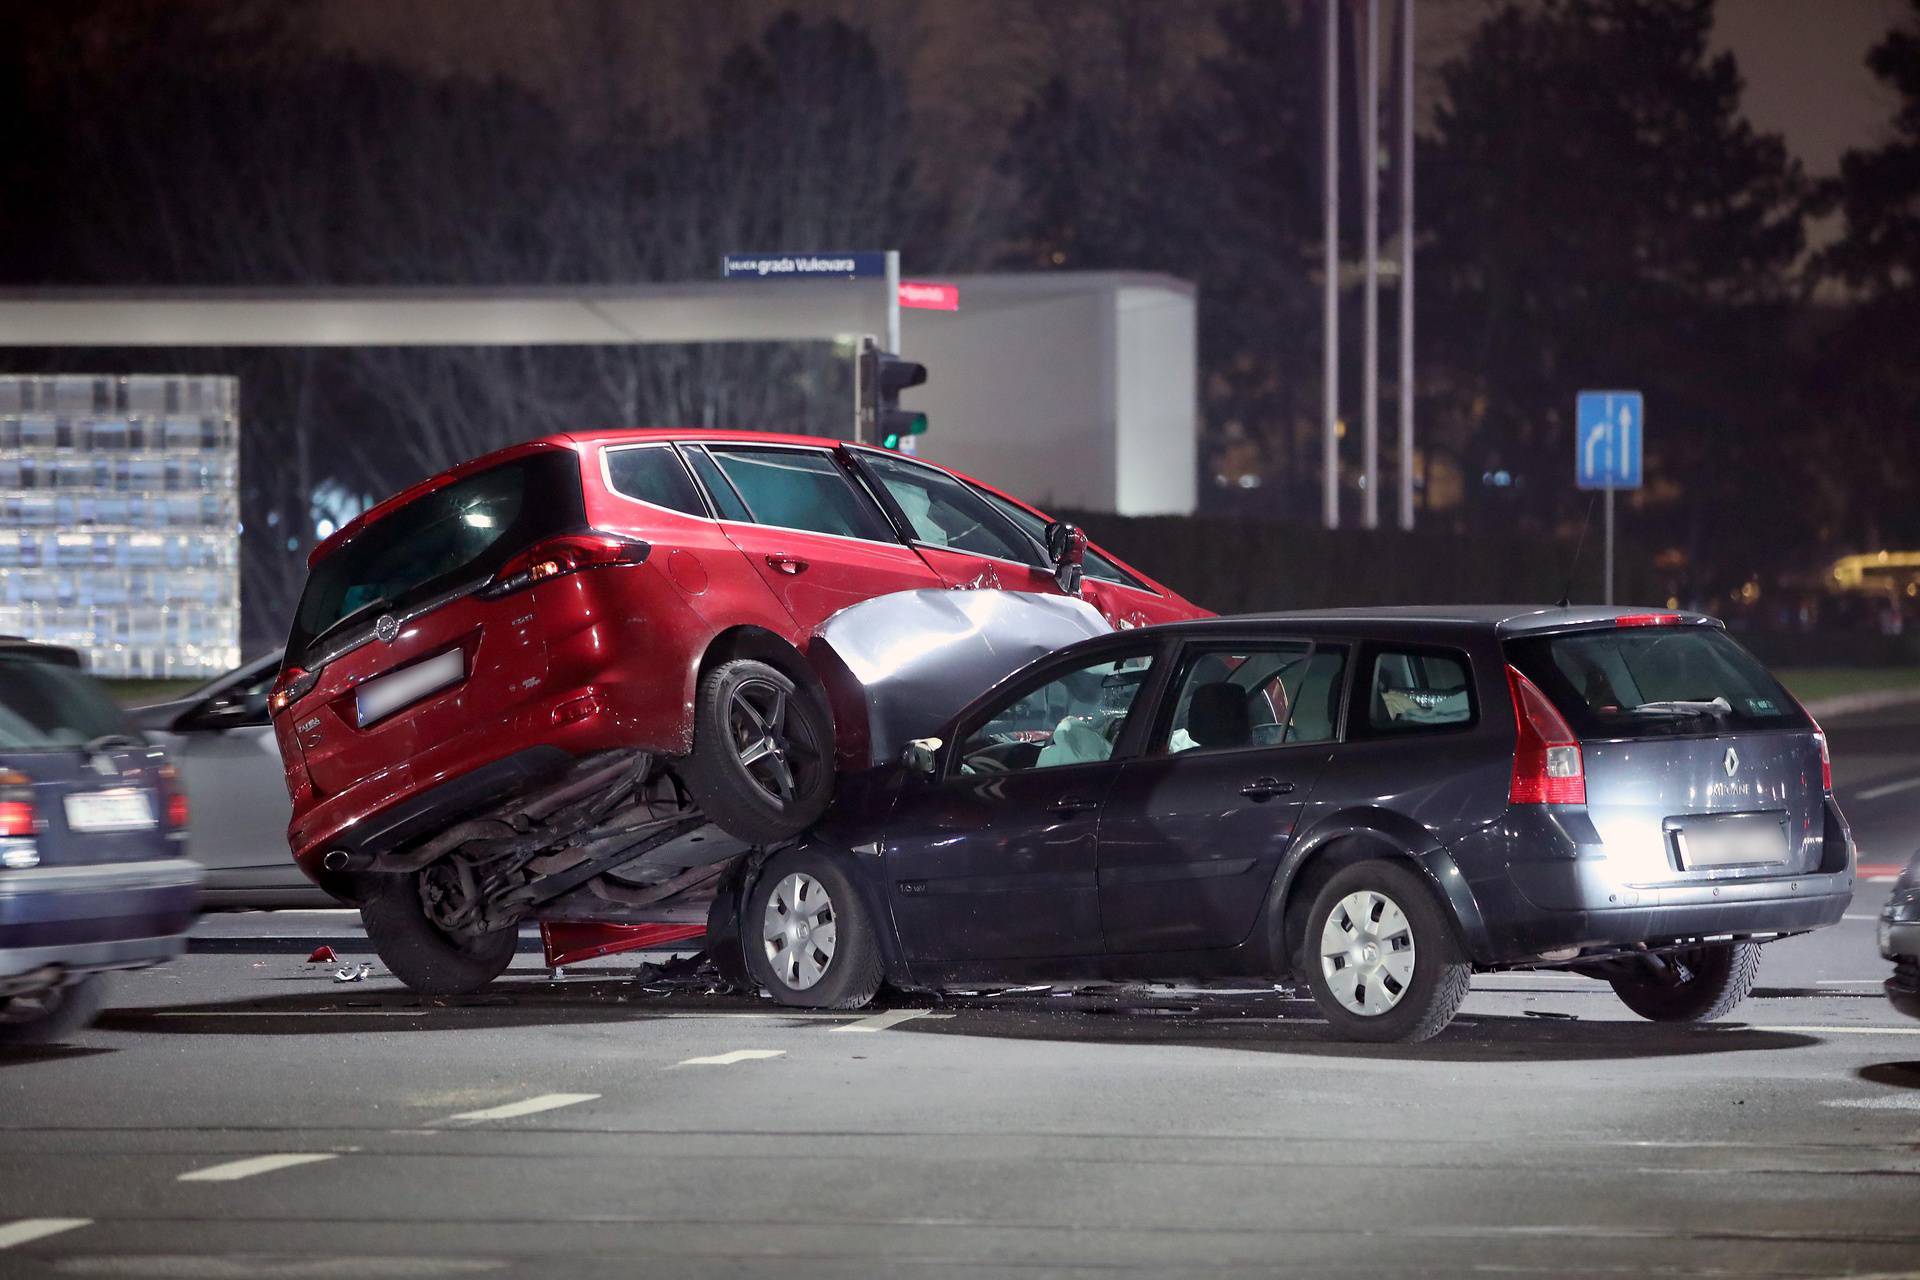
682;658;834;845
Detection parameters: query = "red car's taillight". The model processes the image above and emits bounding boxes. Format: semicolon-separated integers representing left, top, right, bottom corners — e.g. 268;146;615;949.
269;667;318;718
0;769;34;837
1507;665;1585;805
483;532;650;597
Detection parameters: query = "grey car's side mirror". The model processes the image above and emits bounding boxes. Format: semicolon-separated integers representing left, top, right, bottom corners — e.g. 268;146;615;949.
901;737;943;777
1045;521;1087;595
185;693;258;733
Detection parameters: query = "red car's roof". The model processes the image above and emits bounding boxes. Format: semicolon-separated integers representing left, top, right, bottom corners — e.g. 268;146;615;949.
307;429;1181;604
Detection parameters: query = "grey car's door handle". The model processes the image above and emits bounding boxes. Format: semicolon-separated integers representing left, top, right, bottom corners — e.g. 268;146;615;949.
1047;796;1101;815
1239;777;1296;800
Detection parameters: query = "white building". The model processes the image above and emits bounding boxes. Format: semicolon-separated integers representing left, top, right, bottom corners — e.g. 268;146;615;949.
0;375;240;677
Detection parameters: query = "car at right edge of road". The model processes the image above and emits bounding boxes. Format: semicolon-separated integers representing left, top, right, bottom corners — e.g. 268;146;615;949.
1881;848;1920;1019
727;605;1856;1043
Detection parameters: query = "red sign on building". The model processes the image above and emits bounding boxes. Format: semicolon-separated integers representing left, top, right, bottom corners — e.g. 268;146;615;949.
898;281;959;311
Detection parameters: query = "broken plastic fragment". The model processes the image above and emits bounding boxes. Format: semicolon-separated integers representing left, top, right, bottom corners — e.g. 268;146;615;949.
307;945;337;964
333;963;373;983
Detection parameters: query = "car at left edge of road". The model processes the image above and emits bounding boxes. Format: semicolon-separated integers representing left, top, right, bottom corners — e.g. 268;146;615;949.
0;637;205;1044
1880;848;1920;1019
128;648;328;909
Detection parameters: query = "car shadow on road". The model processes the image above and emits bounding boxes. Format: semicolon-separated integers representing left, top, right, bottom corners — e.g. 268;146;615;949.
93;976;794;1036
897;997;1822;1063
0;1044;115;1068
1856;1061;1920;1090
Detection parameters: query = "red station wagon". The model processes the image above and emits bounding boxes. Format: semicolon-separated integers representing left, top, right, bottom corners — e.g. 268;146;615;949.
270;431;1206;913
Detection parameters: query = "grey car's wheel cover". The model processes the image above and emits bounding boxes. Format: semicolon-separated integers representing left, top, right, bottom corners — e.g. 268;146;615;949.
1320;889;1417;1016
728;677;817;805
762;871;838;991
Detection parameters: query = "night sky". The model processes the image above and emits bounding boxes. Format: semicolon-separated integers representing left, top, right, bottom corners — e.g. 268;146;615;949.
300;0;1905;178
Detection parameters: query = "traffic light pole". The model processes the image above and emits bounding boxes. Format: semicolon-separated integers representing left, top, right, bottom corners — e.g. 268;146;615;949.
885;250;901;354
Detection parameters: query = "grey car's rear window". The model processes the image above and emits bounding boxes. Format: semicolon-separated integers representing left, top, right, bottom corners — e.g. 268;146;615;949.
1505;626;1809;738
0;653;135;749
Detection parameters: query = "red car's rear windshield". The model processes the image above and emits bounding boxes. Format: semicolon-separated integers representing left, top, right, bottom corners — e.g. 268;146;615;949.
287;450;584;667
1504;625;1810;739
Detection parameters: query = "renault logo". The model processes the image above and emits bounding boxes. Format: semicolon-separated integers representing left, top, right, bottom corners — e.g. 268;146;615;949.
1723;746;1740;778
375;614;400;643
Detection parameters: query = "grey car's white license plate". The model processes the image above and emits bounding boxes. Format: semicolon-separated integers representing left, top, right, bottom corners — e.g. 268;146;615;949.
63;788;157;833
1670;811;1790;870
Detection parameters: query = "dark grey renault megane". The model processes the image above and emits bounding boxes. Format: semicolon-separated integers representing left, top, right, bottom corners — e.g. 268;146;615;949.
712;607;1855;1042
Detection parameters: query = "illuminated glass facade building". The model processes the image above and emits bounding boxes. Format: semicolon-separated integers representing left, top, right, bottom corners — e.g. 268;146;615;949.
0;375;240;677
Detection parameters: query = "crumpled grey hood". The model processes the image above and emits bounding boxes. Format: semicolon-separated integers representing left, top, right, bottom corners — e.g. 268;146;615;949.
810;589;1113;768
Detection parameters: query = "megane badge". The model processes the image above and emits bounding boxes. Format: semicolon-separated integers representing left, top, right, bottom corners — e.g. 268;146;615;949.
375;614;400;643
1723;746;1740;778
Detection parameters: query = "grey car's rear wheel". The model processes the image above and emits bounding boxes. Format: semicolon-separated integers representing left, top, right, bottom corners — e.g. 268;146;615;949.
683;659;834;845
743;850;882;1010
1609;942;1761;1022
1303;859;1471;1043
360;874;516;996
0;974;108;1045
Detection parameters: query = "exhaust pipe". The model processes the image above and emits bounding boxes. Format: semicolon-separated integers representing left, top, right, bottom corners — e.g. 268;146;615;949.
321;849;372;874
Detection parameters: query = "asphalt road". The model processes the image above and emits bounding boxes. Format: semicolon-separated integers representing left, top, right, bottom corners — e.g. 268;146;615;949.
2;710;1917;1278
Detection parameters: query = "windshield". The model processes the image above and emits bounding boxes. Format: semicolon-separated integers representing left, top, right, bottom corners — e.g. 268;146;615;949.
0;653;139;750
966;486;1150;590
1505;626;1810;738
286;450;584;666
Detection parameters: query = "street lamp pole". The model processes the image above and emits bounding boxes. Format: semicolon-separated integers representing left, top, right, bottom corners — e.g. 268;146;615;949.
1322;0;1341;531
1397;0;1415;531
1361;0;1381;530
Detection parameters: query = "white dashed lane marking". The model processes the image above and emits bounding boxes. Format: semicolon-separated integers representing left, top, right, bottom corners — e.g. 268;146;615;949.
831;1009;953;1033
1747;1025;1920;1037
178;1153;338;1182
1856;775;1920;802
676;1049;786;1066
0;1219;90;1250
443;1093;600;1123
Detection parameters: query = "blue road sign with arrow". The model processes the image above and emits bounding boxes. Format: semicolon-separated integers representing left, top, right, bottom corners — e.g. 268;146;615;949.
1576;391;1643;490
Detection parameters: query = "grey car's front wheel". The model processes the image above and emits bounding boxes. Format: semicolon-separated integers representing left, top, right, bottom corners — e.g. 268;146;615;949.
1609;942;1761;1022
1302;860;1471;1043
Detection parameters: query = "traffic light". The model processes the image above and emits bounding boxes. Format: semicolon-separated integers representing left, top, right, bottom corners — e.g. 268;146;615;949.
858;339;928;449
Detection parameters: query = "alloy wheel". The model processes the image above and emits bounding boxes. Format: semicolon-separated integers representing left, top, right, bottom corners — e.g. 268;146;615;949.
728;677;819;804
762;871;838;990
1319;888;1417;1016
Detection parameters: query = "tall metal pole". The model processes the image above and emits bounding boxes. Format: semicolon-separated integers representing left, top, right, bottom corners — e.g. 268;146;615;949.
884;250;901;354
1397;0;1415;531
1321;0;1340;531
885;250;911;452
1604;487;1615;605
1361;0;1380;529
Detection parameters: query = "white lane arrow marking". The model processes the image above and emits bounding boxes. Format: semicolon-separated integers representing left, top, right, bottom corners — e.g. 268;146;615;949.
178;1152;338;1182
0;1219;91;1250
443;1092;600;1123
831;1009;952;1033
676;1049;786;1066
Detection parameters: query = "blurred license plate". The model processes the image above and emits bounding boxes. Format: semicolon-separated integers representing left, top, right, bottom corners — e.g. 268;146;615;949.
356;647;465;727
63;789;156;833
1671;811;1789;870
